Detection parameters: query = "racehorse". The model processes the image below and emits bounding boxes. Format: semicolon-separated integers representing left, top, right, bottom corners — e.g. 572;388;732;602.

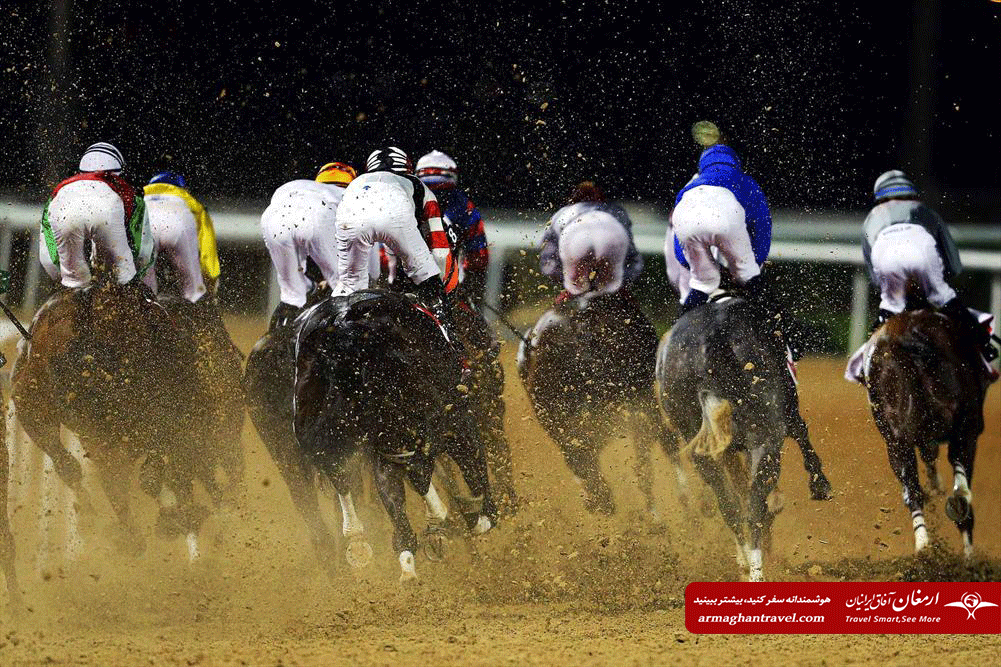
293;289;496;581
160;295;246;499
862;310;990;558
451;298;518;513
244;310;342;574
1;378;19;608
10;280;225;558
656;295;788;582
519;290;688;518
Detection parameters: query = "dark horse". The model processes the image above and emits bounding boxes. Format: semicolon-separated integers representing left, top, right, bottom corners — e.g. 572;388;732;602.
519;291;688;517
11;280;227;558
657;295;790;581
293;289;496;581
447;299;517;512
244;305;342;573
863;310;991;558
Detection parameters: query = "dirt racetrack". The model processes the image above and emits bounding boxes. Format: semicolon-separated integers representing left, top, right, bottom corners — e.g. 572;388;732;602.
2;314;999;666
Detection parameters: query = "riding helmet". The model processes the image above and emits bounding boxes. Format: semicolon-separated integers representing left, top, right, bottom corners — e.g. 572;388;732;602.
416;150;458;189
148;171;187;188
315;162;357;187
366;146;412;174
873;170;918;202
79;142;125;173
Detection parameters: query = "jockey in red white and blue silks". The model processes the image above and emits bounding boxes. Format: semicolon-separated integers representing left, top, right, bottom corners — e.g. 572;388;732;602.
415;150;489;305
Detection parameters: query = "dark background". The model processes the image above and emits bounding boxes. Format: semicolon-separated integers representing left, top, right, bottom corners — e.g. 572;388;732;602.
1;0;998;218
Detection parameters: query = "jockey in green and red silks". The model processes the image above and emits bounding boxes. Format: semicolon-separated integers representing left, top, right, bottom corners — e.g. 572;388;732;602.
39;142;157;294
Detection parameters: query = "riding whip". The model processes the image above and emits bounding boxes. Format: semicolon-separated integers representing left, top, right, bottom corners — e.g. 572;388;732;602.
479;301;530;345
0;270;32;340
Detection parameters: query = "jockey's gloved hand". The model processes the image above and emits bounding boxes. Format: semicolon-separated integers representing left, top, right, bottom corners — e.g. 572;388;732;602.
269;301;300;331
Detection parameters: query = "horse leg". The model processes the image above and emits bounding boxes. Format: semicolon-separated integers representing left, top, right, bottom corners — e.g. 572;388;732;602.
918;445;943;494
690;451;746;571
85;440;145;557
442;412;497;533
887;440;928;553
253;412;338;572
946;416;979;559
746;440;783;582
17;410;93;515
372;456;418;582
782;376;832;501
558;437;615;516
0;416;21;610
480;358;518;513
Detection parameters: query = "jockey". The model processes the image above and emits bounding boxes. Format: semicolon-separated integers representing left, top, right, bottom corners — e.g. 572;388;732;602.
415;150;489;305
670;142;801;356
334;146;462;346
539;181;643;306
261;161;357;329
863;170;998;362
144;171;221;303
40;142;157;294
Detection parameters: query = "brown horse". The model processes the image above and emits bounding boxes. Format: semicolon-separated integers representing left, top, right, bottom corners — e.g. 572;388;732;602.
519;290;687;518
11;280;225;557
1;377;20;609
864;310;991;558
160;295;246;500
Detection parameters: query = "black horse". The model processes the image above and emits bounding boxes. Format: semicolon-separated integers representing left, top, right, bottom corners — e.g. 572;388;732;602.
520;291;688;517
657;295;791;581
293;289;496;581
863;310;991;558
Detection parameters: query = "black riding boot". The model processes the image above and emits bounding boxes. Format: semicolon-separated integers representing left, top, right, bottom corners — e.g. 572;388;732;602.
678;288;709;316
870;308;895;335
744;274;804;360
269;301;300;331
940;297;998;362
414;276;461;347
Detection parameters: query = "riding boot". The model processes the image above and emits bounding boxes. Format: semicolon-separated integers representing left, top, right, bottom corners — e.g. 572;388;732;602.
870;308;895;335
744;274;804;361
679;288;709;316
940;297;998;363
269;301;300;332
415;276;462;351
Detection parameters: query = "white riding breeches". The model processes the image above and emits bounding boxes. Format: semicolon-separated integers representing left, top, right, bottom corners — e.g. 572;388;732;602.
146;194;206;303
261;194;340;307
41;180;157;293
334;181;439;294
870;223;956;312
672;184;759;294
664;229;692;303
558;211;630;296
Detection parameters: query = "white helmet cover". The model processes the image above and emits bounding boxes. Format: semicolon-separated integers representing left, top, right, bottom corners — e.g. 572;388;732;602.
79;142;125;173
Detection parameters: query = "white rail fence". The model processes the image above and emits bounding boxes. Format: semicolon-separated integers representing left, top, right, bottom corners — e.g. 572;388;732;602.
3;200;1000;354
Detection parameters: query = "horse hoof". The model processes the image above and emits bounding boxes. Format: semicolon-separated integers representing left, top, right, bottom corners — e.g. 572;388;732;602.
945;494;971;523
398;550;418;582
423;527;448;562
583;496;616;516
470;515;493;536
346;538;373;569
809;473;834;501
